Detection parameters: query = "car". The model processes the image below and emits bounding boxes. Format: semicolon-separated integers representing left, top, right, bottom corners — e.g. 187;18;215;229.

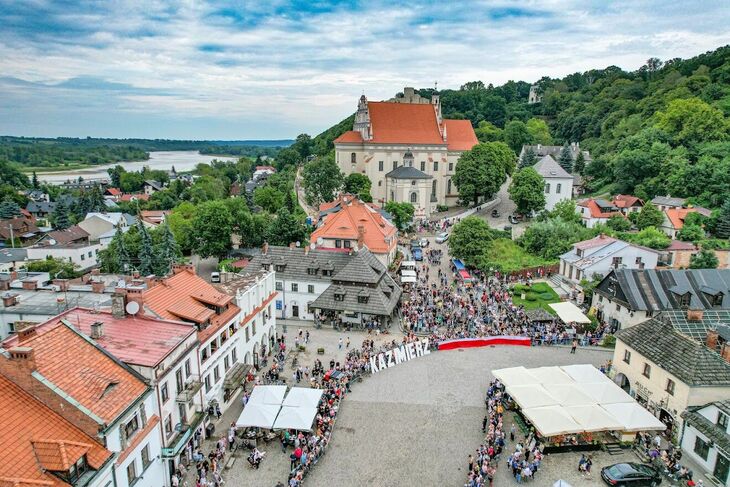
412;247;423;261
491;208;500;218
508;215;520;224
419;238;428;247
601;462;661;486
210;271;221;283
435;232;449;243
410;238;421;249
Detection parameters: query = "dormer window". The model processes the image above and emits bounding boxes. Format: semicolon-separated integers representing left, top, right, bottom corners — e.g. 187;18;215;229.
275;264;286;272
358;290;369;304
262;263;270;271
322;269;332;277
51;455;89;484
676;292;691;308
712;293;724;307
334;288;346;302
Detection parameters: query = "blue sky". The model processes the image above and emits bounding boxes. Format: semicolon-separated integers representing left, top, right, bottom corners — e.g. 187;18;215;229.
0;0;728;140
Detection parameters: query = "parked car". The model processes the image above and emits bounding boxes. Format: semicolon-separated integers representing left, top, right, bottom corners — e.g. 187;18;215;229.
410;238;421;249
210;271;221;283
508;215;520;224
419;238;428;247
601;462;661;486
412;247;423;261
491;208;500;218
435;232;449;243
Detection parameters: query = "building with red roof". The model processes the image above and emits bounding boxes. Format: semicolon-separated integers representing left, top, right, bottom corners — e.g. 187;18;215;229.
334;87;478;215
660;207;712;238
576;198;626;228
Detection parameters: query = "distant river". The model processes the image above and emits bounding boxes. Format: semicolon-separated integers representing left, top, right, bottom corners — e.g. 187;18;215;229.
36;151;239;184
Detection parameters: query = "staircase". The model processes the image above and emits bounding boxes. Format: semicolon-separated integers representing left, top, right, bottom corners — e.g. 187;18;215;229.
605;442;624;456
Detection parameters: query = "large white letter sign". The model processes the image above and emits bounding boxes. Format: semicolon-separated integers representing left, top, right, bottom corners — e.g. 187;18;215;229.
369;339;432;374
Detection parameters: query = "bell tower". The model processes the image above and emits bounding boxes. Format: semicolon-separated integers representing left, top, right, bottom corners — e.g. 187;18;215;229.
354;94;371;141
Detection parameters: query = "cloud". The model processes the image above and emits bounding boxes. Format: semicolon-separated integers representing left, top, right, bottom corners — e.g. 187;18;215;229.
0;0;728;139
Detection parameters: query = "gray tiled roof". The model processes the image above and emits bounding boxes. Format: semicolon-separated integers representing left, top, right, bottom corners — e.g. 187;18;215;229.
310;271;401;316
0;248;27;264
533;155;571;179
615;318;730;386
650;196;686;207
681;405;730;453
385;165;432;180
26;201;56;214
246;247;354;282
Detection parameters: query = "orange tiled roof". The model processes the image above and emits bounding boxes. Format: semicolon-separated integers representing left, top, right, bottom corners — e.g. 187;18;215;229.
444;119;479;151
578;199;624;219
105;188;122;196
612;194;643;208
2;323;147;424
119;193;150;202
0;374;112;486
333;131;363;143
665;208;698;230
311;196;396;254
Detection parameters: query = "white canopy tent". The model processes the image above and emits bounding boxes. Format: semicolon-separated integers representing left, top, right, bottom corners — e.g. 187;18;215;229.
580;382;634;405
521;405;583;436
401;260;416;269
248;385;287;406
601;403;667;432
564;404;624;432
550;384;595;407
507;384;560;409
492;367;540;387
548;302;591;324
282;387;324;408
235;403;280;428
561;364;613;384
400;269;417;277
529;366;575;385
401;276;417;283
273;406;318;431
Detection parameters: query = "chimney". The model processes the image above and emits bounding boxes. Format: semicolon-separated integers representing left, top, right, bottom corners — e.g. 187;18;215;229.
262;242;269;255
289;242;296;250
357;225;365;249
91;280;105;294
90;321;104;339
52;279;70;292
722;342;730;363
125;287;144;313
688;309;704;322
144;274;157;290
304;245;310;256
0;280;9;291
91;268;100;276
10;271;18;281
17;324;37;344
111;292;126;318
21;279;37;291
8;346;36;371
2;293;17;307
706;329;719;350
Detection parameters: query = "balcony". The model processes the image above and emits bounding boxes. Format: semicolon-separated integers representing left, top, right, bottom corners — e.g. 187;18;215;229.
176;375;203;403
161;411;204;458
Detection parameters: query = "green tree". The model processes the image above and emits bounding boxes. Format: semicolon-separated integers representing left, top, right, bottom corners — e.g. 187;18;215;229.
108;165;126;188
253;186;285;213
191;201;233;258
715;199;730;239
474;121;503;143
100;225;131;273
629;227;671;249
508;168;546;215
0;199;22;219
447;216;494;266
690;248;719;269
301;155;344;206
573;151;586;175
677;223;704;242
52;200;72;229
167;202;196;254
120;172;145;193
276;148;301;170
519;147;538;168
525;118;552;145
636;203;664;230
503;120;533;154
267;208;307;246
543;199;582;224
343;173;372;201
654;97;729;146
26;256;80;279
384;201;415;231
32;172;39;189
453;142;515;206
557;143;573;174
519;218;593;259
606;215;631;232
154;222;181;275
137;220;154;276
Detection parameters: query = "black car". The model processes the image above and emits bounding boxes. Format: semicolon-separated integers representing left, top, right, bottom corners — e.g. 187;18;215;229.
601;462;662;486
491;208;500;217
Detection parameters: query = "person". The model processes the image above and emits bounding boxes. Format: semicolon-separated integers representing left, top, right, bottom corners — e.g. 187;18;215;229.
510;424;516;442
249;447;265;469
338;337;343;350
570;339;578;354
346;337;351;348
171;474;180;487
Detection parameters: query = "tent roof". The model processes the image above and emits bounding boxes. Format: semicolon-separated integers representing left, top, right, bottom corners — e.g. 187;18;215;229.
401;260;416;267
508;384;559;409
580;382;634;405
401;276;417;283
522;405;583;436
561;364;612;384
492;366;539;387
273;406;318;431
400;270;417;277
282;387;324;409
549;302;591;324
248;385;287;406
601;402;667;432
564;404;624;432
529;366;575;385
235;403;280;428
550;384;595;407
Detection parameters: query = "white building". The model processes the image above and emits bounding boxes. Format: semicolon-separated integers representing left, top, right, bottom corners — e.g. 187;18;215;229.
333;88;478;214
680;401;730;486
532;155;573;211
78;212;136;242
576;198;625;228
26;241;101;270
559;235;659;284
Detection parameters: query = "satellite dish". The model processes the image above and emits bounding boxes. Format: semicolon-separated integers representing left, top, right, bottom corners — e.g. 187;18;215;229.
126;301;140;315
295;241;301;247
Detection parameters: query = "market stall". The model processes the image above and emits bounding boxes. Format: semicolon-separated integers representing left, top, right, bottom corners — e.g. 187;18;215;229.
548;302;591;324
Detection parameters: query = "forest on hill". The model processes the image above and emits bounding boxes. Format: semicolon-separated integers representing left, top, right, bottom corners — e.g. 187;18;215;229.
313;45;730;209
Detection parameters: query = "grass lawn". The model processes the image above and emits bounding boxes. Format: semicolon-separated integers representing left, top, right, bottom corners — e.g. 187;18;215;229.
511;281;561;315
481;239;556;273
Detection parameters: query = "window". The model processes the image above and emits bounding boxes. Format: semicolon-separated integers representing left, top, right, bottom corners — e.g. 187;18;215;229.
449;163;453;172
665;379;675;395
161;382;169;403
447;179;452;194
599;295;604;302
308;284;314;294
231;348;238;363
378;181;382;187
679;293;691;308
204;375;211;392
124;415;139;439
358;295;368;303
291;283;298;292
433;161;438;171
176;369;183;394
378;161;383;171
201;347;209;362
67;455;89;484
642;363;651;378
616;304;621;312
623;350;631;364
635;256;643;264
392;161;397;170
718;411;729;429
344;240;351;249
80;254;85;261
544;183;550;194
712;293;724;307
611;257;623;267
350;152;356;164
275;281;283;291
224;356;230;371
245;326;250;342
335;239;342;248
420;161;425;171
694;436;710;460
127;462;137;484
184;359;191;377
556;183;562;194
88;251;92;258
410;192;418;203
214;366;220;383
141;444;151;469
164;415;172;436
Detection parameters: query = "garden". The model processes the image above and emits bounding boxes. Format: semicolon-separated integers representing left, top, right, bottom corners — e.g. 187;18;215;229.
510;282;561;314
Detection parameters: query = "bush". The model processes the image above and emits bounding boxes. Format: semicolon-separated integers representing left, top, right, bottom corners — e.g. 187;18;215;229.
525;292;538;301
513;284;528;292
601;335;616;348
436;204;449;212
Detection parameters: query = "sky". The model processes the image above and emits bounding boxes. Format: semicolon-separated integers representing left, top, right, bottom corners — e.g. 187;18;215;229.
0;0;728;140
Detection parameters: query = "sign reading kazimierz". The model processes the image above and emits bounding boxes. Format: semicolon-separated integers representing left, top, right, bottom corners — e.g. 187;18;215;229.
369;338;431;373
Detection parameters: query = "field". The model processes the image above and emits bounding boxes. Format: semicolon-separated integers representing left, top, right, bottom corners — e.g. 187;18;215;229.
511;281;561;314
481;238;556;273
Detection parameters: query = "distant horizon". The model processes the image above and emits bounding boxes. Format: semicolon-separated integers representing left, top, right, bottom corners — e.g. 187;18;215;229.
1;1;728;139
0;135;296;144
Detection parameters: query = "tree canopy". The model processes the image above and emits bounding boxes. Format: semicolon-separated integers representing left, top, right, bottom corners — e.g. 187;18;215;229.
453;142;515;206
508;167;546;215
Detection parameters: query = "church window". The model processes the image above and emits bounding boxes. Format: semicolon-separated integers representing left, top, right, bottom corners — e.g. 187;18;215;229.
378;181;382;187
420;161;425;171
390;191;394;201
556;183;562;194
393;161;397;170
433;161;438;171
410;192;418;204
350;153;356;164
411;180;416;186
431;180;437;198
449;163;453;172
447;179;452;194
378;161;383;171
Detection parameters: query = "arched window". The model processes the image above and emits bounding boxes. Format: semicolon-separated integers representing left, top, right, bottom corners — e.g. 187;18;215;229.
350;152;356;164
431;180;437;197
447;179;452;194
410;192;418;203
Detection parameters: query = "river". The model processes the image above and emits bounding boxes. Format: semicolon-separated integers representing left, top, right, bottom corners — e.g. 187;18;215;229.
36;151;239;184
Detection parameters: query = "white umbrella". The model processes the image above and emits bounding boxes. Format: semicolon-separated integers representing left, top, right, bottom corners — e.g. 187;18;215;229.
522;405;583;436
235;403;280;428
507;384;560;409
561;364;612;384
492;366;540;387
282;387;324;408
273;406;318;431
248;385;287;406
580;382;634;405
601;402;667;432
530;366;575;385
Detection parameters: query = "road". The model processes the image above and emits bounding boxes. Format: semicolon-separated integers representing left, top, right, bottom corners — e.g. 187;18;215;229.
473;175;529;238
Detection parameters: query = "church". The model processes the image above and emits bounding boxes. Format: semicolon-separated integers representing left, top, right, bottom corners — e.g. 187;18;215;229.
333;87;478;217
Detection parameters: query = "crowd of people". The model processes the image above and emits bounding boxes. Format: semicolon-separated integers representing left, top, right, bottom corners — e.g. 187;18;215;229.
636;432;701;485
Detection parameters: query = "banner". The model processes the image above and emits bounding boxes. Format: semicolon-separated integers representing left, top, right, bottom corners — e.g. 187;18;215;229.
369;338;430;374
437;336;531;351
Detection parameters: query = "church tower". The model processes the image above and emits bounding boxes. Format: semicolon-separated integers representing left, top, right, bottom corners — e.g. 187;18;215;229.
354;94;371;141
431;89;442;126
